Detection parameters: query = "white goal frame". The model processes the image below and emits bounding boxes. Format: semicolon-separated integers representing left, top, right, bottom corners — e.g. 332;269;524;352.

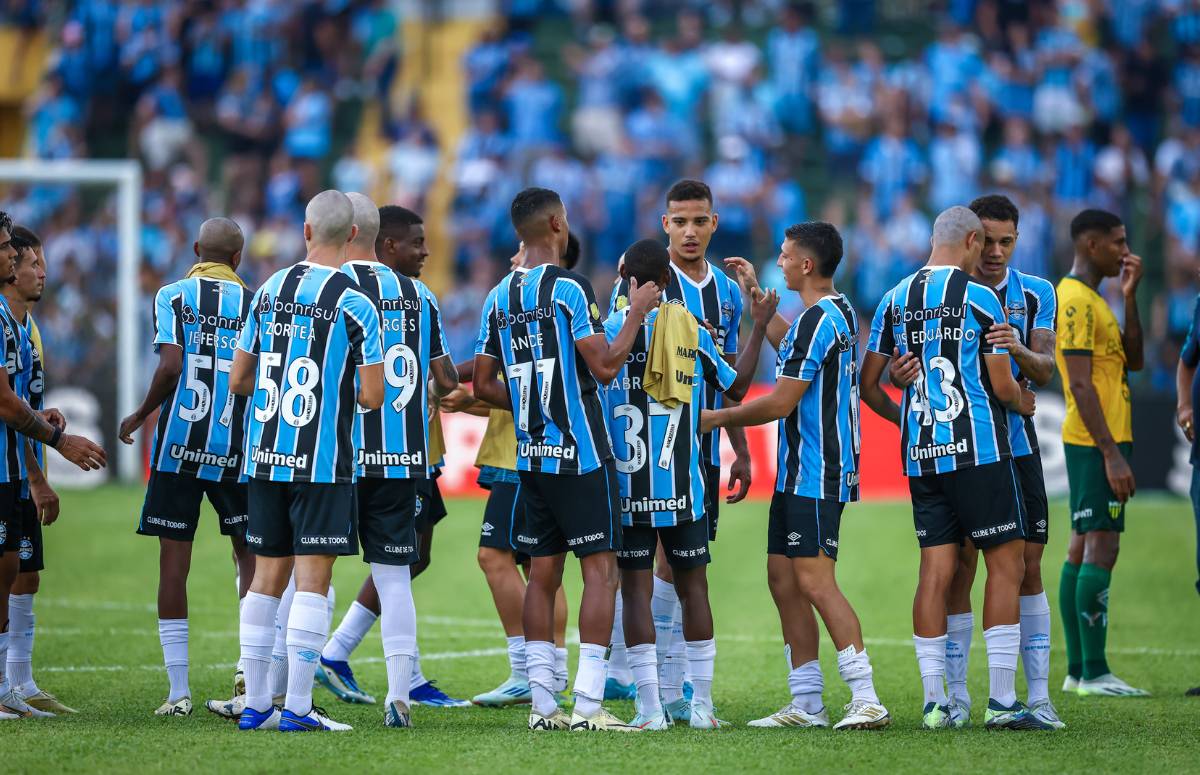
0;159;143;482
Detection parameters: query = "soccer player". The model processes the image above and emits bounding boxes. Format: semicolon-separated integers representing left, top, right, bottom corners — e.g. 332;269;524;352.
3;226;74;715
608;179;750;709
316;204;470;708
889;195;1063;727
604;238;764;730
340;193;459;727
118;217;255;717
473;187;658;732
859;206;1052;731
0;212;106;721
230;191;384;733
1055;209;1147;697
710;223;890;731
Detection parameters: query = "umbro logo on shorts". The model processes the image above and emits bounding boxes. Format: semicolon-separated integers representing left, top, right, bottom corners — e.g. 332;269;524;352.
481;521;494;537
787;531;801;545
1037;520;1047;529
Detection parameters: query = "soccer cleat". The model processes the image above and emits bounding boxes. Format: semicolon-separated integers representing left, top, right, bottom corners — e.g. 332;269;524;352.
1029;699;1066;729
528;708;571;731
22;690;77;715
663;697;692;724
237;705;281;731
472;677;532;707
948;700;970;729
205;694;245;721
279;705;352;732
234;669;246;698
630;711;670;730
384;700;412;728
410;680;471;707
1187;686;1200;697
153;697;193;717
1062;675;1080;692
833;700;891;730
315;658;376;704
0;707;19;720
688;704;728;729
2;690;53;718
747;703;830;728
1076;674;1150;697
604;676;637;701
921;702;952;729
984;698;1055;730
569;707;640;732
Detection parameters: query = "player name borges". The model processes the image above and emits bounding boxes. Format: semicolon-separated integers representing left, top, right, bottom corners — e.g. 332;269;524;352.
357;449;424;467
169;444;240;468
250;446;310;468
519;441;576;460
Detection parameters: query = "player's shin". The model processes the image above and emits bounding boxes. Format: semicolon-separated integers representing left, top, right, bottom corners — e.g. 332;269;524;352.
372;562;416;708
572;643;609;718
158;618;190;704
284;591;330;716
240;591;282;713
836;644;880;704
684;638;716;710
324;601;378;663
788;658;824;713
1019;592;1052;705
7;593;36;695
984;624;1020;706
525;640;558;716
269;577;296;700
913;635;949;706
628;643;662;718
945;612;974;708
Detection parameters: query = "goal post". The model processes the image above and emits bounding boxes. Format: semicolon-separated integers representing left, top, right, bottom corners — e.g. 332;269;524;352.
0;159;143;482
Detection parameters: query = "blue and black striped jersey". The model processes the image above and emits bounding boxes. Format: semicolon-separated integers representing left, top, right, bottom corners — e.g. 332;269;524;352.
609;261;742;468
19;315;45;498
475;264;611;475
150;277;252;482
0;298;30;484
601;304;737;527
342;261;449;479
867;265;1012;476
775;294;861;502
238;262;383;484
990;268;1056;457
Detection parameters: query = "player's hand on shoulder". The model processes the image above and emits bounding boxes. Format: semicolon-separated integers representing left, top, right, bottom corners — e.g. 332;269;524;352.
1120;253;1143;296
723;257;760;296
57;433;107;471
627;277;660;317
751;288;779;327
117;413;143;444
41;408;67;431
888;348;920;388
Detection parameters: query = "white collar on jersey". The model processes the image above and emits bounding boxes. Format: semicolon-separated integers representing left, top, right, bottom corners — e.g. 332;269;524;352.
671;260;714;289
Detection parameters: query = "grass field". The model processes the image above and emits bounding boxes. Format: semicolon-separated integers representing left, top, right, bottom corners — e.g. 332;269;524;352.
6;486;1199;773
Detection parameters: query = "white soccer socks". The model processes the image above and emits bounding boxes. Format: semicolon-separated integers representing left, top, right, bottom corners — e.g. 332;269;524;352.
7;594;36;695
284;591;330;715
372;563;417;707
410;644;428;688
650;578;677;668
269;578;297;699
913;634;949;706
506;636;528;681
628;642;661;718
787;657;825;714
554;647;569;693
325;584;337;632
684;638;716;711
0;631;9;696
324;601;378;663
240;591;282;713
609;594;632;685
1019;592;1052;705
525;640;558;716
158;618;190;703
836;644;879;704
945;612;974;708
984;623;1020;707
572;643;609;718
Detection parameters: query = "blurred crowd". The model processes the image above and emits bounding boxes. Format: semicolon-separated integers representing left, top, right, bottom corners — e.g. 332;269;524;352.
3;0;1200;393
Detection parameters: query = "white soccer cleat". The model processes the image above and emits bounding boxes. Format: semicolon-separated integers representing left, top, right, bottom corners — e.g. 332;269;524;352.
1062;675;1080;692
21;690;78;715
689;704;728;729
948;700;971;729
279;705;353;732
0;707;20;720
747;703;830;728
1;690;54;718
528;708;570;731
205;694;246;721
630;711;670;730
1029;699;1066;729
569;707;641;732
832;699;891;730
154;697;193;717
1077;674;1149;697
472;676;532;707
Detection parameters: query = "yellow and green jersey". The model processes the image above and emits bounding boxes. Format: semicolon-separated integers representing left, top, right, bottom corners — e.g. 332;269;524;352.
1054;276;1131;447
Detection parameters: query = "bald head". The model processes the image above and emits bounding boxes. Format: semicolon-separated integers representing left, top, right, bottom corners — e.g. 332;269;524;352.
931;206;984;248
195;217;244;265
346;192;380;248
305;190;356;246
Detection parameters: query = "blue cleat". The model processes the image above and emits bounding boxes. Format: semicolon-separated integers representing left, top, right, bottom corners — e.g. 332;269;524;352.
663;697;692;724
683;681;694;702
238;705;281;731
279;705;352;732
315;657;376;705
410;680;471;708
472;677;533;707
604;677;637;701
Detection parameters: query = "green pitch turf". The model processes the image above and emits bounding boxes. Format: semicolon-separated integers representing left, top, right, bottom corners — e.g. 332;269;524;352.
7;486;1199;773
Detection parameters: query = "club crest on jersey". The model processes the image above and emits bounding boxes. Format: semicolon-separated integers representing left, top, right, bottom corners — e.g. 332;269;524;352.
916;268;934;285
258;293;272;315
181;304;198;325
1006;301;1026;321
721;300;735;321
836;331;853;352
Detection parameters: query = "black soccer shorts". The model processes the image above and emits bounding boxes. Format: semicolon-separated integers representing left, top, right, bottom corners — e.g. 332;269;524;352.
16;498;43;572
767;491;844;560
138;469;249;542
618;516;710;571
357;477;419;566
1015;453;1049;545
519;460;621;558
246;479;358;557
909;459;1026;549
0;482;22;556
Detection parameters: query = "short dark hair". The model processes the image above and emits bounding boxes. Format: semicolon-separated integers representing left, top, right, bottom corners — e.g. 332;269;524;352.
785;221;843;278
0;211;11;237
622;239;670;287
564;232;580;271
9;226;38;266
509;187;562;233
378;205;423;235
665;179;712;208
1070;209;1123;241
969;194;1020;228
